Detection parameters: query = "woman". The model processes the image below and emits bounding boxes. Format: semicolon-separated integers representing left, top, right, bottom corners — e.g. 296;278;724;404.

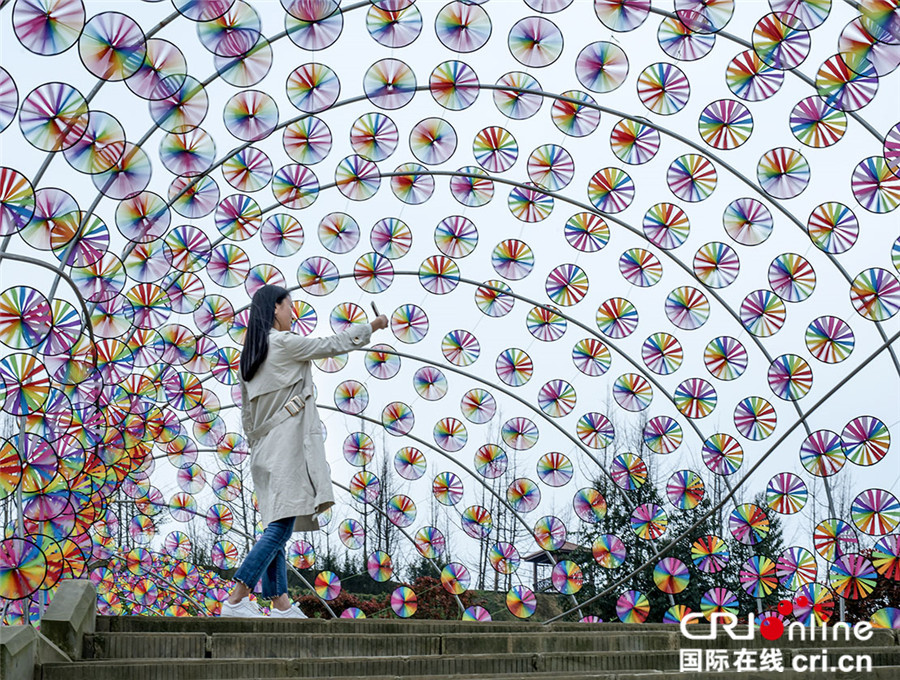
221;285;388;617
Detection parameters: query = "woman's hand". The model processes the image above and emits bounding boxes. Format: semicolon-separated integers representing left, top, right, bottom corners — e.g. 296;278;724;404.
371;315;388;331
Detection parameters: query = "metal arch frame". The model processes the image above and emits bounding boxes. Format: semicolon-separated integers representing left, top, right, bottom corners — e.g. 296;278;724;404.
16;21;876;522
81;153;860;553
308;186;869;522
84;156;871;517
186;134;872;527
0;0;888;609
266;154;866;525
6;50;893;413
0;2;900;388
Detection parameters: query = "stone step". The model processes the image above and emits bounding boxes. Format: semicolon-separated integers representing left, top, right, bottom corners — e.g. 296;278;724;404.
95;615;674;634
81;628;900;660
84;631;672;660
249;671;900;680
38;649;689;680
83;632;207;660
38;647;900;680
93;616;900;646
236;671;900;680
211;628;898;653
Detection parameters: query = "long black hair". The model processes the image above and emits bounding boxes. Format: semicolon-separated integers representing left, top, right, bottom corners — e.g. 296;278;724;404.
239;285;289;381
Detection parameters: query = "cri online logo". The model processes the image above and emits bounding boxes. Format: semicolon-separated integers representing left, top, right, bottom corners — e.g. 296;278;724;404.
680;597;875;642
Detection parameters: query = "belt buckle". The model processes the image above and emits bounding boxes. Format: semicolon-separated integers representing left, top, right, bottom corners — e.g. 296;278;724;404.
285;395;304;416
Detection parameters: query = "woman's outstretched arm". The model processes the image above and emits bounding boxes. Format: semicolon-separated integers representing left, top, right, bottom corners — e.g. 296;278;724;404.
276;315;388;362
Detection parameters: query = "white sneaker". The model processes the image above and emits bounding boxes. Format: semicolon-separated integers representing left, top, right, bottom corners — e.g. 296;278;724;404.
268;603;308;619
220;596;265;618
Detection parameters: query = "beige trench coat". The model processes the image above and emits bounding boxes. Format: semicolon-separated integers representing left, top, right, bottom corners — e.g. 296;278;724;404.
239;323;373;532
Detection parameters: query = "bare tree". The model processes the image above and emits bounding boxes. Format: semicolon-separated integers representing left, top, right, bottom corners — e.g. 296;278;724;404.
358;425;401;569
0;414;17;532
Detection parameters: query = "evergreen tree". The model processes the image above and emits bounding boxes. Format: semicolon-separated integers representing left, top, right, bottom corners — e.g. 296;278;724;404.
571;471;787;623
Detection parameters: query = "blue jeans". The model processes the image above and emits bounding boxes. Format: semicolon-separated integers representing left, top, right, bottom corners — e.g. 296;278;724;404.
233;516;294;598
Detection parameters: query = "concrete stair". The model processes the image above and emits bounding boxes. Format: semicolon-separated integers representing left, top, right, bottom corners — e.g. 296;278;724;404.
32;615;900;680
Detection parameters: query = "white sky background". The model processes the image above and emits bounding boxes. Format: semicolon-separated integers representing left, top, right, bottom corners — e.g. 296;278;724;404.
0;0;899;597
